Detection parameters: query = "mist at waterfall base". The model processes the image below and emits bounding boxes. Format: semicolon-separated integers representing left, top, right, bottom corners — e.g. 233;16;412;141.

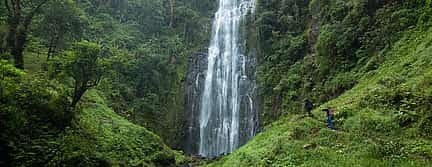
183;0;259;158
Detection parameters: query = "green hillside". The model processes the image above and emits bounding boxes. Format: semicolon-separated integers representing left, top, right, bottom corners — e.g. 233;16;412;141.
72;90;177;166
0;64;179;166
208;9;432;167
1;0;432;166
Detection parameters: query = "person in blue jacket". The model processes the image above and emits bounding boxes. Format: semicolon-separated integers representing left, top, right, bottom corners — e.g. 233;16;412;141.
322;107;335;130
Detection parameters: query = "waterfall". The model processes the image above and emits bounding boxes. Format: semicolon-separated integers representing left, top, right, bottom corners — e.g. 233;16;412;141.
197;0;258;157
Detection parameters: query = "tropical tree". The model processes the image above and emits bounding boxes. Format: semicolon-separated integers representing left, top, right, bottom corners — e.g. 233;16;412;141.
4;0;51;69
67;41;103;108
36;0;87;60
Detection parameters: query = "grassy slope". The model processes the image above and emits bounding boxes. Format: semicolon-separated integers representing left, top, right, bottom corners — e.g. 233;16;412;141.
20;46;180;166
207;27;432;166
71;90;177;166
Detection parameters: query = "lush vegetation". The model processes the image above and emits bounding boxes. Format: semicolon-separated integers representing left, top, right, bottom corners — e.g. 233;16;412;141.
208;25;432;167
208;0;432;166
0;0;215;166
257;0;432;124
1;0;431;166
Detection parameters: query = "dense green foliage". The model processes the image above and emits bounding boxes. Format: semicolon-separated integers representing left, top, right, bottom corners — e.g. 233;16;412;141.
0;61;73;166
70;0;216;147
1;0;432;166
67;41;103;108
0;66;176;166
257;0;432;124
208;0;432;166
0;0;216;166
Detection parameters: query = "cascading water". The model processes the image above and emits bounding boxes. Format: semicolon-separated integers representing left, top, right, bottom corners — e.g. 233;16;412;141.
196;0;258;157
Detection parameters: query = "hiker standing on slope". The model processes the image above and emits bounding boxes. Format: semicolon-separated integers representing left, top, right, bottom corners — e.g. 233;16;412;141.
322;107;336;130
304;99;314;116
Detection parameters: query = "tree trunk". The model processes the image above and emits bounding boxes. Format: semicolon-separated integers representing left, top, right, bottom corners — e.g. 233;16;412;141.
71;81;87;108
12;29;27;69
71;87;86;108
12;8;39;69
6;0;49;69
46;35;56;61
6;15;18;57
169;0;175;27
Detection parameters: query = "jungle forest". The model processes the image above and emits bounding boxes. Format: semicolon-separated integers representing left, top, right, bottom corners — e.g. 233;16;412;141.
0;0;432;166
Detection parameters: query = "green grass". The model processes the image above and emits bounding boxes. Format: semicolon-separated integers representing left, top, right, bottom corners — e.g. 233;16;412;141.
54;90;178;166
207;27;432;167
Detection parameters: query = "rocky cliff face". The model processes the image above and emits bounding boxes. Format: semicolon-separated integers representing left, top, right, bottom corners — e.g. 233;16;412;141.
183;51;208;154
183;48;260;155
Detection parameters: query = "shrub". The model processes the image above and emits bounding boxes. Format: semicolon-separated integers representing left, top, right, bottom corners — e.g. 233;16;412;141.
324;72;359;98
343;109;400;137
0;61;74;166
418;116;432;137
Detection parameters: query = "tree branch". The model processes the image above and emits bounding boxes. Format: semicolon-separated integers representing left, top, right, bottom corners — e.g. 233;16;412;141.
31;0;49;14
25;0;49;23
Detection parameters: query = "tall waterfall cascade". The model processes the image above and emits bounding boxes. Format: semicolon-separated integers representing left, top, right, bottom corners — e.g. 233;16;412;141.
194;0;259;157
